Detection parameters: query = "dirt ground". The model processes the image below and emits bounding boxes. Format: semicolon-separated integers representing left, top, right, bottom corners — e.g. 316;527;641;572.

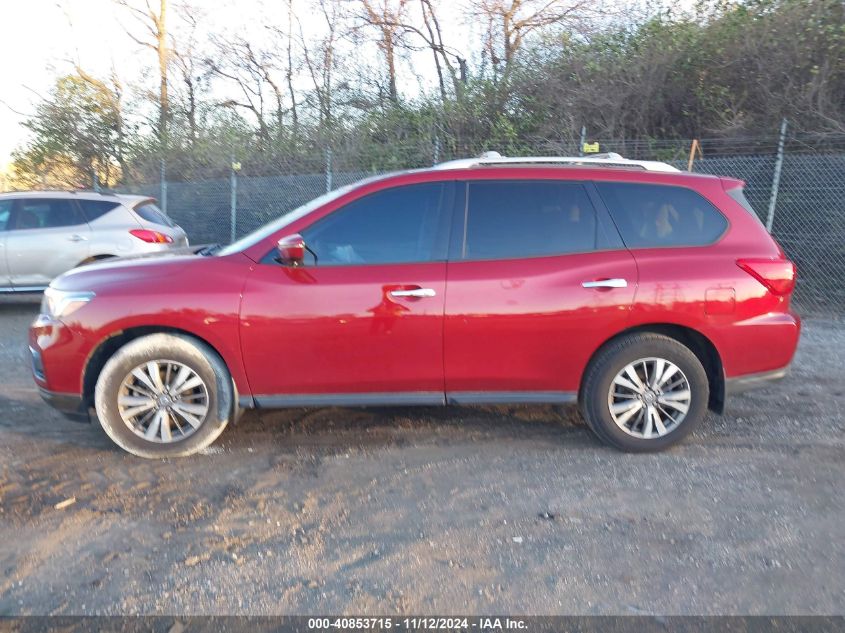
0;296;842;616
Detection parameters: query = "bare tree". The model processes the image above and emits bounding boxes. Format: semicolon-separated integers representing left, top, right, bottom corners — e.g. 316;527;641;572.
297;0;347;129
115;0;170;143
472;0;600;73
418;0;465;101
170;7;204;147
206;36;275;144
350;0;465;103
285;0;299;132
353;0;410;103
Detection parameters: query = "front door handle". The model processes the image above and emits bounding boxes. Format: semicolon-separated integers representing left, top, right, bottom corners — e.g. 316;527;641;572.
67;234;88;242
582;278;628;289
390;288;437;298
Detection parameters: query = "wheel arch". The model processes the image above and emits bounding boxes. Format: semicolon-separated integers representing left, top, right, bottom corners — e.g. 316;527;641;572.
82;326;239;412
581;323;725;413
78;254;117;266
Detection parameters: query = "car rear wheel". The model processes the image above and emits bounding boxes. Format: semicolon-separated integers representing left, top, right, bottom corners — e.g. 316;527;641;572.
94;333;234;458
579;333;709;452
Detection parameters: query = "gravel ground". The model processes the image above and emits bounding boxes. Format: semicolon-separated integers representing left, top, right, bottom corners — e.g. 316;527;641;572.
0;296;842;616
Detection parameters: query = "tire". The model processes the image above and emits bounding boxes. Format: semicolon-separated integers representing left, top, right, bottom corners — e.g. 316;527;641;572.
94;333;234;458
579;333;709;452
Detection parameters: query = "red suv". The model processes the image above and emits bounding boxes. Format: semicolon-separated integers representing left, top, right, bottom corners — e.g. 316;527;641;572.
29;153;800;457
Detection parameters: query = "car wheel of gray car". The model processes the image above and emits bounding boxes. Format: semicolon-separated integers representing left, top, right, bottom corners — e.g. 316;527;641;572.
94;333;234;458
579;333;709;452
79;255;117;267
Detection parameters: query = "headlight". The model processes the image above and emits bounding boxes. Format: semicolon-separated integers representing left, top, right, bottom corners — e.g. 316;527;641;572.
41;288;95;319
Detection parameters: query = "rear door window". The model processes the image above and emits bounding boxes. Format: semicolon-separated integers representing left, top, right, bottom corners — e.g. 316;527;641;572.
462;181;598;260
12;198;86;229
134;202;175;227
78;199;121;222
595;183;728;248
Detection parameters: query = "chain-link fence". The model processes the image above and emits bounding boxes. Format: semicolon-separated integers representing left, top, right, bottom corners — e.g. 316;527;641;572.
666;153;845;315
115;137;845;316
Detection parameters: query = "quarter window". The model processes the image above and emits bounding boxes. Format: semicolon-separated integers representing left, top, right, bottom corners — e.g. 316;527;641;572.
595;183;728;248
12;199;86;230
300;183;450;265
134;202;175;227
463;181;598;260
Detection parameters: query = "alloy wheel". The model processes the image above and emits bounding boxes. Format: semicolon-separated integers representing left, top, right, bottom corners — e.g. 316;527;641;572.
117;360;210;443
607;357;691;439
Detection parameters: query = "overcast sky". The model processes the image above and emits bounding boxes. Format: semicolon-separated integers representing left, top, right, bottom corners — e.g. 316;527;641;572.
0;0;268;166
2;0;134;166
0;0;470;169
0;0;691;170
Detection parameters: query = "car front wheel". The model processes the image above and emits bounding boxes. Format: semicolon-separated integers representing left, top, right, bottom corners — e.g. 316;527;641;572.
94;333;234;458
579;333;709;452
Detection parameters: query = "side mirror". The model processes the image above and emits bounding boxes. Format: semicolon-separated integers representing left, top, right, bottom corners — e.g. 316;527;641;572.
276;234;306;266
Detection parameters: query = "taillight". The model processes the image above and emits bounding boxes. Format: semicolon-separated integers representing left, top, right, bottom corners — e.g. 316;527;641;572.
737;258;797;296
130;229;173;244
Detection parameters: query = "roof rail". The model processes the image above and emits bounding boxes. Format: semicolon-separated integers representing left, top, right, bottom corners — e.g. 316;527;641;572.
8;189;121;197
73;188;120;196
432;151;679;173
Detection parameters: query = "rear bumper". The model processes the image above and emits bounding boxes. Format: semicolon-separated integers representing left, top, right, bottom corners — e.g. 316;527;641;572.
725;367;788;395
719;311;801;378
37;386;90;423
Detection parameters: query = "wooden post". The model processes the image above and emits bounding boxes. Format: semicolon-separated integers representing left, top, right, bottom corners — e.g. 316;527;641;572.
687;139;702;172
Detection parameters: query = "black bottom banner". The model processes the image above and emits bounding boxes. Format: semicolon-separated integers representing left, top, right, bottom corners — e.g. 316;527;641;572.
0;617;842;633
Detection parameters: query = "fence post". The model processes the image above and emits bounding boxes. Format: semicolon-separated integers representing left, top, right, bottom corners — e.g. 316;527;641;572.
433;136;441;165
765;118;788;233
325;147;333;193
159;157;168;214
92;168;100;192
687;139;702;172
579;126;586;156
229;155;239;243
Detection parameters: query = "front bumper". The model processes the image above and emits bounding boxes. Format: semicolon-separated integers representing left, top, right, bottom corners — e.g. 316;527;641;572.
37;386;90;423
30;314;90;422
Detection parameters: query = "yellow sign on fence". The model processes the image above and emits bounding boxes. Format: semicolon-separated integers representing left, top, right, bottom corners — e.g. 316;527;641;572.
582;142;600;154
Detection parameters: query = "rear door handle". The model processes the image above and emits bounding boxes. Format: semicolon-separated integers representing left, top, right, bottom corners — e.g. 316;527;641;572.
390;288;436;298
67;234;88;242
582;278;628;289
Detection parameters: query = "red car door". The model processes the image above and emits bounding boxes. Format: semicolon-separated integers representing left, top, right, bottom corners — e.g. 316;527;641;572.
239;182;455;405
444;178;637;402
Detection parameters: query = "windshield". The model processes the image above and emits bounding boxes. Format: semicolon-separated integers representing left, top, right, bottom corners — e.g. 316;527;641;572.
217;174;394;257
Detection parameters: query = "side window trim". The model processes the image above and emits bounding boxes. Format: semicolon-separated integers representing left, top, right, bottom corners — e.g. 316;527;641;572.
9;199;26;231
72;200;93;226
584;182;626;251
0;199;13;232
433;181;458;263
447;182;468;262
8;200;22;231
452;179;614;263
